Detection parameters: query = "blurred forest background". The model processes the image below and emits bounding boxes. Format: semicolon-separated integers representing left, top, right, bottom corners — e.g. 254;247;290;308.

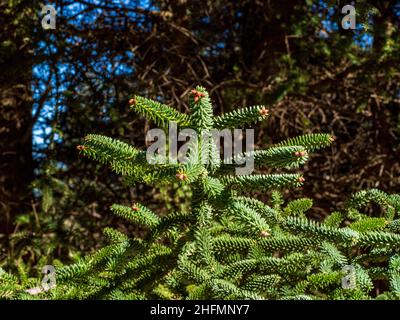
0;0;399;274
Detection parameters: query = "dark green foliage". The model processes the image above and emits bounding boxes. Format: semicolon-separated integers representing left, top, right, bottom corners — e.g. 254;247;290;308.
2;87;399;300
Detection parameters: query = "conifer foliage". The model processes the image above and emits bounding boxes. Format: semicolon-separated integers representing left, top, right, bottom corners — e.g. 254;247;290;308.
1;87;400;300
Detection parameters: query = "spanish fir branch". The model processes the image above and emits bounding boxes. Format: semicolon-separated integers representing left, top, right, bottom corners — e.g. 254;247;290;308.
232;146;309;170
111;204;159;229
130;95;190;128
214;105;270;129
221;174;304;191
188;86;214;131
227;201;271;236
276;133;334;152
78;134;147;175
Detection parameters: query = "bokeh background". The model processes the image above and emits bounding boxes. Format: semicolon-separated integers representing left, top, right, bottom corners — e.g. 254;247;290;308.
1;0;399;273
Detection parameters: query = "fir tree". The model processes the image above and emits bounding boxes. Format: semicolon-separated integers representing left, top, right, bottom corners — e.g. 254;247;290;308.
1;87;399;300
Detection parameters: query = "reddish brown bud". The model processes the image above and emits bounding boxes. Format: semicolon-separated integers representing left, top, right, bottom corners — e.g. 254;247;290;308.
128;98;136;105
260;230;270;237
259;107;269;117
294;150;307;157
176;172;187;181
191;89;205;102
131;205;139;212
76;145;86;151
298;176;305;183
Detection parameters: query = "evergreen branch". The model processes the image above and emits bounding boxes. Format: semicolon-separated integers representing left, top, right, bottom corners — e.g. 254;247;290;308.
323;211;344;228
348;217;387;233
232;146;309;170
320;242;348;267
283;198;313;217
282;217;360;244
219;253;310;280
241;275;281;293
227;201;271;235
347;189;390;208
212;236;254;255
234;196;277;223
79;134;147;176
214;105;269;129
130;95;190;127
189;86;214;130
111;204;159;228
208;278;263;300
296;272;342;293
151;211;193;238
221;174;304;190
358;231;400;247
276;133;334;152
103;227;130;244
258;236;318;253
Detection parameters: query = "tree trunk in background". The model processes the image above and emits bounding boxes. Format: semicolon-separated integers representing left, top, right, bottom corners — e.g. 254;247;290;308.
0;1;36;234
